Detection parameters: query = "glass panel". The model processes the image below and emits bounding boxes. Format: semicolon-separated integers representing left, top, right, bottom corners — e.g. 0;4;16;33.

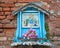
22;12;39;28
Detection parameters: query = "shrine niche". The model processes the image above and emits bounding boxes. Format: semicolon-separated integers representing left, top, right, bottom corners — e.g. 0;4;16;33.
11;3;52;48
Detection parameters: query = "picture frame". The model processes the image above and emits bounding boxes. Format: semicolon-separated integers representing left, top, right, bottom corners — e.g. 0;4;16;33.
22;12;39;28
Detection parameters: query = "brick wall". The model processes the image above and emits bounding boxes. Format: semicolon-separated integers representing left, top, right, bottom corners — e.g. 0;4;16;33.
0;0;60;48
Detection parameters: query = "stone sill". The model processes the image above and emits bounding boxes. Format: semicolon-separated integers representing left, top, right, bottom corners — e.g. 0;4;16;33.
11;42;53;47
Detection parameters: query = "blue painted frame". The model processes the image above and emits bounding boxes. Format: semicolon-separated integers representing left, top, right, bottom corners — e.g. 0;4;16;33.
14;7;47;43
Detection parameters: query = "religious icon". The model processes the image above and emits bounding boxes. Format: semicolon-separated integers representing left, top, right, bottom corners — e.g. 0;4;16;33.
22;13;39;28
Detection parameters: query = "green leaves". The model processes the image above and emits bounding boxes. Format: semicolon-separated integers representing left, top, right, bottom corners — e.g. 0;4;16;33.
45;22;50;39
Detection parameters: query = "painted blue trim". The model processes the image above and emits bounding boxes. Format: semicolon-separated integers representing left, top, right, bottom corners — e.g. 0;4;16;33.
23;7;38;11
38;12;42;38
18;11;22;38
43;12;46;38
22;11;38;13
14;12;20;42
40;11;47;43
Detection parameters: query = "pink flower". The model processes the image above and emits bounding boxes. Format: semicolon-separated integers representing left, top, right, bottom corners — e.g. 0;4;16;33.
23;33;28;37
32;30;35;32
29;29;33;32
23;28;38;39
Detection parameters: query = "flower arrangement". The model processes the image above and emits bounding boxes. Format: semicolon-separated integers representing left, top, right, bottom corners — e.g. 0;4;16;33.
23;29;38;39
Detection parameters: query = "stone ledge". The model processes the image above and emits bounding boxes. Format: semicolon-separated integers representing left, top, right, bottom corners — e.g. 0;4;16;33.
11;42;52;47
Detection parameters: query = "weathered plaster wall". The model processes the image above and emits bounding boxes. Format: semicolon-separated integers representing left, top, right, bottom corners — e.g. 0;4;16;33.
0;0;60;48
